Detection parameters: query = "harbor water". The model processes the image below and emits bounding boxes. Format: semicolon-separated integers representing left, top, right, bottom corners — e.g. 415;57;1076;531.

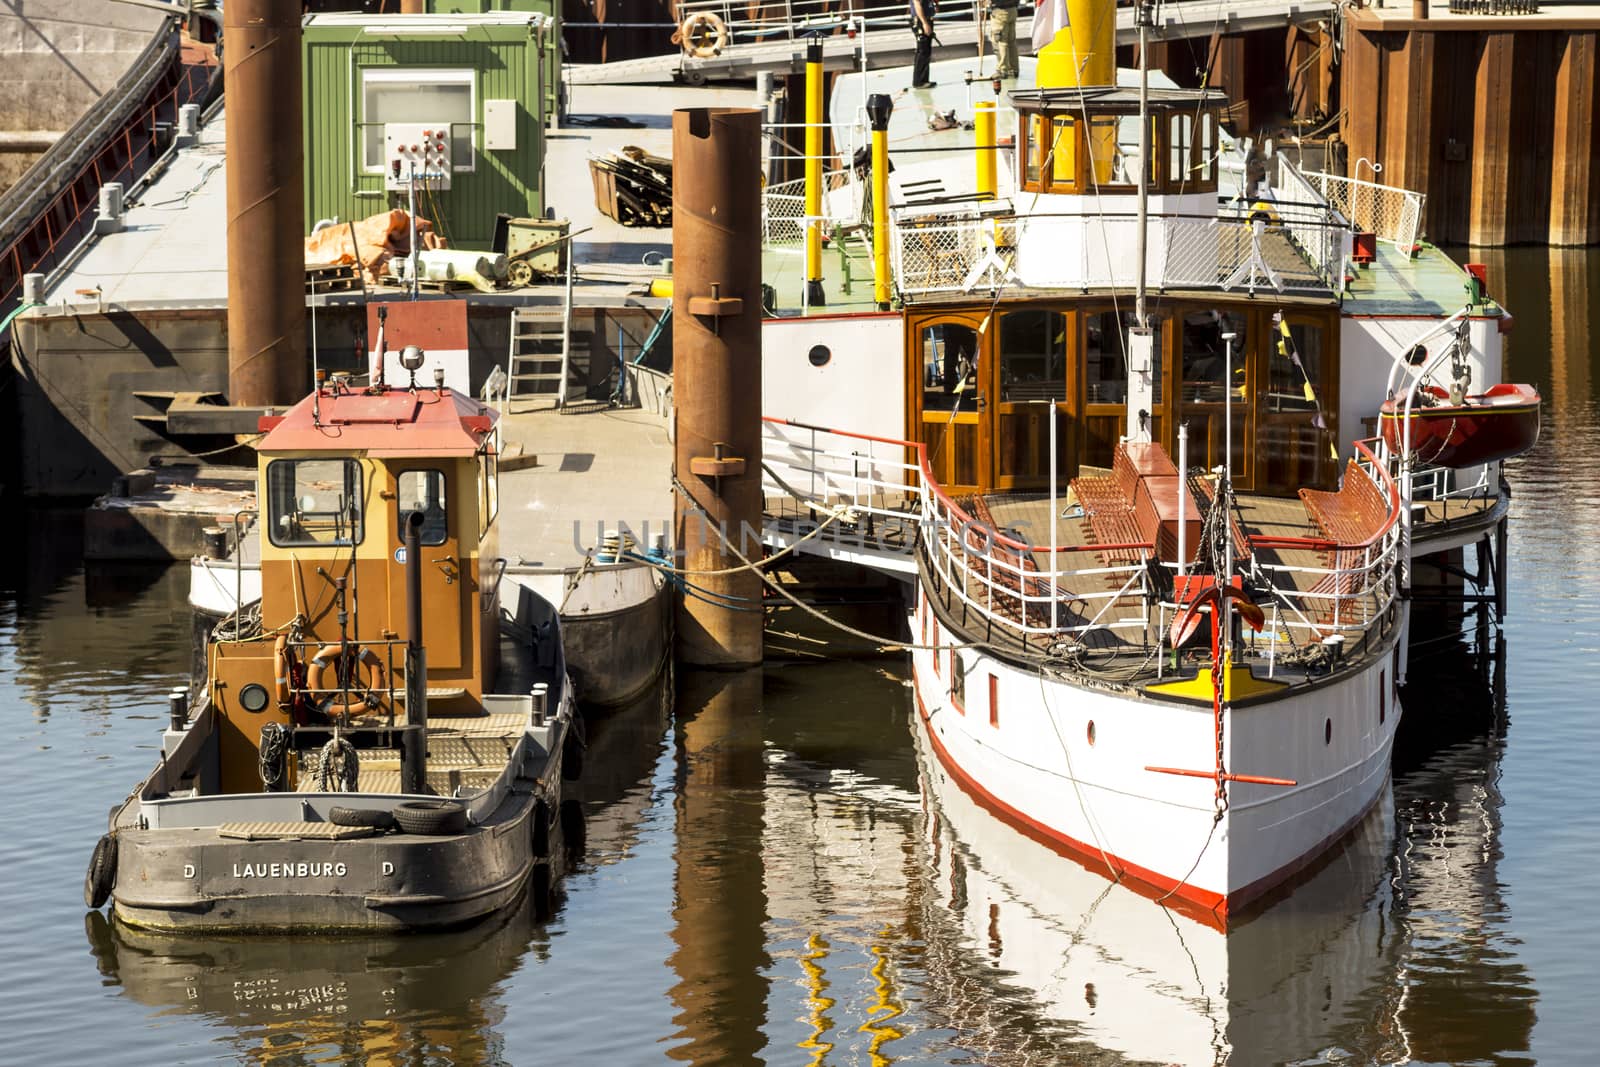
1;248;1596;1064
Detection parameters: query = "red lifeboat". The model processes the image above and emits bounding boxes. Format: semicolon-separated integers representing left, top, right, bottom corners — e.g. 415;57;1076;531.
1379;383;1541;468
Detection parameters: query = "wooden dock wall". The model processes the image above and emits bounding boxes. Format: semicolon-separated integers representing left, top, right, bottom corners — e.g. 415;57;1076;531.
1342;10;1600;247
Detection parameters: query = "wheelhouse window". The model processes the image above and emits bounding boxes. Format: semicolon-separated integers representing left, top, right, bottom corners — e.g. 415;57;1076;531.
267;459;364;547
921;322;980;412
361;68;475;173
1169;114;1193;190
1024;114;1045;187
1198;112;1218;186
397;469;448;546
1049;116;1077;188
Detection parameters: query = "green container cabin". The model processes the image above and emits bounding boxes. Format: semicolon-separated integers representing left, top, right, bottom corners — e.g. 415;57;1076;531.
302;12;555;248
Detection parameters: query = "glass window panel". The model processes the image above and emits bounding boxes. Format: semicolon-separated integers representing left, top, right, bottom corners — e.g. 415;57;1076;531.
998;310;1067;402
1199;112;1217;184
1180;309;1248;404
1025;114;1045;186
1114;115;1147;185
1086;311;1163;405
1049;116;1076;187
921;323;980;413
397;469;448;546
1169;114;1192;190
1266;322;1323;413
267;459;364;547
362;70;474;171
1086;116;1118;186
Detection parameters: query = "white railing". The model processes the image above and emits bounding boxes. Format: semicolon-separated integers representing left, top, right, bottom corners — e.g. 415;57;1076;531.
675;0;1004;52
761;419;1404;654
890;208;1345;300
763;168;863;245
1270;156;1352;288
1299;166;1426;255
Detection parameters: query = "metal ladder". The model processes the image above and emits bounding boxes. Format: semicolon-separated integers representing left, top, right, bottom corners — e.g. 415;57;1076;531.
505;254;579;409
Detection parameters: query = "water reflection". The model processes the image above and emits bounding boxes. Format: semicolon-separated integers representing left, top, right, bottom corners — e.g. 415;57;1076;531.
901;613;1537;1065
85;900;545;1066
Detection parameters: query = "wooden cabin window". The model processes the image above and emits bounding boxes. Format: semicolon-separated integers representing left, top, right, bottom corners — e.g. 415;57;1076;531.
1169;114;1193;191
479;450;498;535
1024;114;1046;188
1085;117;1121;187
921;322;980;413
1198;112;1218;186
1085;311;1161;406
1049;116;1077;189
1265;321;1324;415
1180;309;1247;405
266;459;365;548
397;469;448;546
998;310;1068;403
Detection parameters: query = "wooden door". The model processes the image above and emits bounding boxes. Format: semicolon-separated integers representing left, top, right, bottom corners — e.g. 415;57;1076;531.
912;315;988;495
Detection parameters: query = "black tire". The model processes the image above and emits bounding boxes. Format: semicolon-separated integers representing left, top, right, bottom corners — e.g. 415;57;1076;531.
530;799;550;859
84;833;117;909
392;799;468;836
329;806;396;831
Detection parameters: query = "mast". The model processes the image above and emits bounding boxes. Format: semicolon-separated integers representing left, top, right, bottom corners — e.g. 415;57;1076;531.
1125;0;1157;443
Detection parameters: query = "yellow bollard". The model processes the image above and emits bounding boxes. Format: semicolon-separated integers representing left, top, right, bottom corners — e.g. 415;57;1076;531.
974;101;997;201
867;94;893;309
804;35;826;307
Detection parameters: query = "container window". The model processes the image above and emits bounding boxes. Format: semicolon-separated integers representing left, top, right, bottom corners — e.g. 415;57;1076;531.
267;459;364;547
361;68;475;173
397;469;448;546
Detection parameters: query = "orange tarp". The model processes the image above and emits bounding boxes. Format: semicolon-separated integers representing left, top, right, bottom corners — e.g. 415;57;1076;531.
304;210;439;283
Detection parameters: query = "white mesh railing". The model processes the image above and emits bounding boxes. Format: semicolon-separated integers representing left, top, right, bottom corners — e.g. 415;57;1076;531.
891;209;1344;299
1299;166;1426;254
763;169;862;245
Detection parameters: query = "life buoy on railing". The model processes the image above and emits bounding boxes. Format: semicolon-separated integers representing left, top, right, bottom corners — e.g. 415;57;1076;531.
308;643;387;717
676;12;728;58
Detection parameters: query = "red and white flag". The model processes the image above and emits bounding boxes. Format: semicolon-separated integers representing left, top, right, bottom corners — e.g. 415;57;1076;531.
1031;0;1069;54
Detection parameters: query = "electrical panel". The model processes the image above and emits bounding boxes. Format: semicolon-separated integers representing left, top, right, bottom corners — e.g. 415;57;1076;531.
383;123;453;191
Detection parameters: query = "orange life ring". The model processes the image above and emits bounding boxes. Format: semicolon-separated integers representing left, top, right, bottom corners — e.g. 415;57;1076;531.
679;12;727;59
308;643;388;716
274;634;293;707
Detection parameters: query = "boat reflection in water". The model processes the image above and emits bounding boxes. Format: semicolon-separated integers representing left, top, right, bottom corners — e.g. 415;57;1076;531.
910;611;1536;1064
83;896;550;1065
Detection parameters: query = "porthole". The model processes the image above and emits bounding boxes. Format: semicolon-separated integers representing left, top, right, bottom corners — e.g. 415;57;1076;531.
1324;718;1332;745
1086;720;1096;746
807;343;832;367
239;683;271;714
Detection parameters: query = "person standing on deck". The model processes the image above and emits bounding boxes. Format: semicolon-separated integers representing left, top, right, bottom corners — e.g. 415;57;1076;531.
986;0;1018;79
910;0;938;88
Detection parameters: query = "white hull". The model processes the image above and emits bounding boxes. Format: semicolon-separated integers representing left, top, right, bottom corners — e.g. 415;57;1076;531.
910;588;1402;925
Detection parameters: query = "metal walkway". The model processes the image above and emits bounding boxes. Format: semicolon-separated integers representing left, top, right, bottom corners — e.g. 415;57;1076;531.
565;0;1336;86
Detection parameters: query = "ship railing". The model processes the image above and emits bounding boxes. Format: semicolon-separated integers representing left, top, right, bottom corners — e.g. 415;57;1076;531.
890;208;1346;300
762;168;862;246
674;0;1003;51
1239;439;1404;643
284;637;409;722
761;416;924;530
1295;162;1427;255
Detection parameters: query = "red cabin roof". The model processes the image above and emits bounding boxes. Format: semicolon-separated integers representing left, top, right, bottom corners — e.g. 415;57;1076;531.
257;385;496;456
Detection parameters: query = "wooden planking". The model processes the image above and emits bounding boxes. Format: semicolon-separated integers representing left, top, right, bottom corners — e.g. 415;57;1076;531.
1551;32;1600;245
1470;32;1516;247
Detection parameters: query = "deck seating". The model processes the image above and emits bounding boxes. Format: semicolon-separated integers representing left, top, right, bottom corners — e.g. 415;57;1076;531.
1297;458;1391;625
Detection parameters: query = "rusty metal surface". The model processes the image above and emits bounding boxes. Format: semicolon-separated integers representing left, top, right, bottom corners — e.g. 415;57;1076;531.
225;0;305;407
671;107;764;668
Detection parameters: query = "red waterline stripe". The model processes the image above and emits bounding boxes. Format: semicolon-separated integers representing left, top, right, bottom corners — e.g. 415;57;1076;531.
913;685;1230;930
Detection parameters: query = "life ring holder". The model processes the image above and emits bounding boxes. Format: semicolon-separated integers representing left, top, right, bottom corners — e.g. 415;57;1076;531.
308;643;388;717
676;12;728;59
